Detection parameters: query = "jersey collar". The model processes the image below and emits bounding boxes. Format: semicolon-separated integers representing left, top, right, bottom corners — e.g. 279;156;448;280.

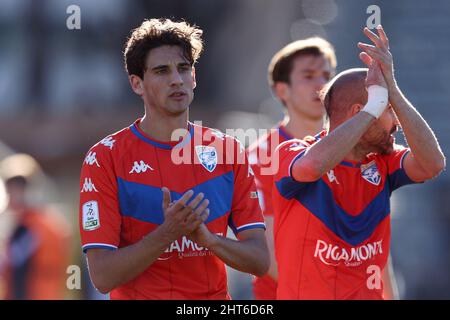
130;118;194;150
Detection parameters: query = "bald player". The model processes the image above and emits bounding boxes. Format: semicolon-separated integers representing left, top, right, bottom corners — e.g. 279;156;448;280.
272;25;445;299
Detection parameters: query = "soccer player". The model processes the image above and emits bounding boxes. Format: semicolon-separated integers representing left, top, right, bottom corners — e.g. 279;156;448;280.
79;18;269;300
248;38;337;300
273;25;445;299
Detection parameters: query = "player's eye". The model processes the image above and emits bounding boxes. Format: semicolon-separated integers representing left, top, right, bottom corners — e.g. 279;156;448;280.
178;65;191;72
154;68;168;74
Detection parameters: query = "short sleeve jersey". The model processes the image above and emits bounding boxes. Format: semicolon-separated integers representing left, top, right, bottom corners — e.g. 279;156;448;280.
79;119;265;299
247;125;292;299
273;131;417;299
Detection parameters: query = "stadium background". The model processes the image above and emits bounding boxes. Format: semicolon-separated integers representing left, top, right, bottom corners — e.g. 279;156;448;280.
0;0;449;299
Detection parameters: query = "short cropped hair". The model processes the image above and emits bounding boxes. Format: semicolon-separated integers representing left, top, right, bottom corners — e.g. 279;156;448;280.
319;68;368;122
124;18;204;79
268;37;337;88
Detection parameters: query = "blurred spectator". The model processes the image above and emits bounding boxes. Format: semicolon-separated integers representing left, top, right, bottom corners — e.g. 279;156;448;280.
0;154;71;299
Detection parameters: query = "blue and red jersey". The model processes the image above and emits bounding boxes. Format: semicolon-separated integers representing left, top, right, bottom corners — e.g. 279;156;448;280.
79;119;265;299
273;131;417;299
247;125;292;300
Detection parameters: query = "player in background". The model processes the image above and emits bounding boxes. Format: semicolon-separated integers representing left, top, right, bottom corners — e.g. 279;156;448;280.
248;37;399;299
248;37;336;300
79;18;269;299
272;25;445;299
0;154;70;299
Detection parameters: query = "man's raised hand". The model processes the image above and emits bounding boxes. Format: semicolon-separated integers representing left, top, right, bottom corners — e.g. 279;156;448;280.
358;25;396;89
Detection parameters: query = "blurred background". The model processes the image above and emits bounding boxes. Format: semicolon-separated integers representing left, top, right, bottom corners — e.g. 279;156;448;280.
0;0;449;299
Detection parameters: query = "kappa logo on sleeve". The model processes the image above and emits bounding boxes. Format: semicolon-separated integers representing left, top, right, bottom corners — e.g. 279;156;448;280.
84;151;100;167
81;178;98;193
82;200;100;231
100;136;115;150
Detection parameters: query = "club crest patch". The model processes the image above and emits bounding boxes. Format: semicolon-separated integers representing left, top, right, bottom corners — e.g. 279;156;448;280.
361;160;381;186
195;145;217;172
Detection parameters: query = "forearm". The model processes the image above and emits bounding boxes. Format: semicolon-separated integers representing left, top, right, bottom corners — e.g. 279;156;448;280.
382;256;399;300
293;112;375;181
208;234;269;277
389;86;445;174
264;216;278;281
87;226;173;293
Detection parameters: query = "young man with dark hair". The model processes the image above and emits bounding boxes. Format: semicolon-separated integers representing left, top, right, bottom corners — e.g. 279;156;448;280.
272;26;445;299
79;18;269;300
248;37;336;300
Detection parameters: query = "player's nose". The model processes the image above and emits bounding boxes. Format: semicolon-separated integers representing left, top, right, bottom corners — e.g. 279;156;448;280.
315;76;328;90
170;70;184;86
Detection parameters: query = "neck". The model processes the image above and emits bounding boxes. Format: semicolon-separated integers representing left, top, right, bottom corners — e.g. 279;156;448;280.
345;143;371;162
139;106;189;142
329;122;370;163
281;111;324;139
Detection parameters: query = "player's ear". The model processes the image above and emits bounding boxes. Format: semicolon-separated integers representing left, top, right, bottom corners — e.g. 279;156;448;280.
273;82;289;104
350;103;363;116
191;66;197;89
129;75;144;96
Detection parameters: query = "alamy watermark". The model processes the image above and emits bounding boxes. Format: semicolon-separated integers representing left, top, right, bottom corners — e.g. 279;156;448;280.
169;121;281;175
66;265;81;290
366;5;381;29
66;5;81;30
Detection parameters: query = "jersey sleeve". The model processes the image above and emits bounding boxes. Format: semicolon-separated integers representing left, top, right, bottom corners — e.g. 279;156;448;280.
79;144;121;253
382;145;418;192
273;141;311;200
228;140;265;236
248;145;275;217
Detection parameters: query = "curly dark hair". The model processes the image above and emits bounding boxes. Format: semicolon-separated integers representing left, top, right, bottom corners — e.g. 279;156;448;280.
124;18;204;79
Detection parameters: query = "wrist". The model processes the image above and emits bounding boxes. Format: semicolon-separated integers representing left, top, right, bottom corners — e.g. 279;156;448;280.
387;78;399;91
362;85;389;118
152;224;177;247
205;233;221;250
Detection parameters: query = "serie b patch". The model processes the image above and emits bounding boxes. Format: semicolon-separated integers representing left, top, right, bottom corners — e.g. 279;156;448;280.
82;200;100;231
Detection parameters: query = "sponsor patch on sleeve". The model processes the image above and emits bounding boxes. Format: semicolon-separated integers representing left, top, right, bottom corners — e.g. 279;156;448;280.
82;200;100;231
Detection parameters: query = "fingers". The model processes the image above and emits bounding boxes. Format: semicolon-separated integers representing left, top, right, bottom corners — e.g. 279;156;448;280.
162;187;171;210
358;43;387;64
358;42;376;51
376;25;389;48
363;27;387;50
359;52;373;67
360;48;385;64
193;198;209;217
170;189;194;212
199;208;210;223
183;198;209;225
187;192;205;212
189;209;210;231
